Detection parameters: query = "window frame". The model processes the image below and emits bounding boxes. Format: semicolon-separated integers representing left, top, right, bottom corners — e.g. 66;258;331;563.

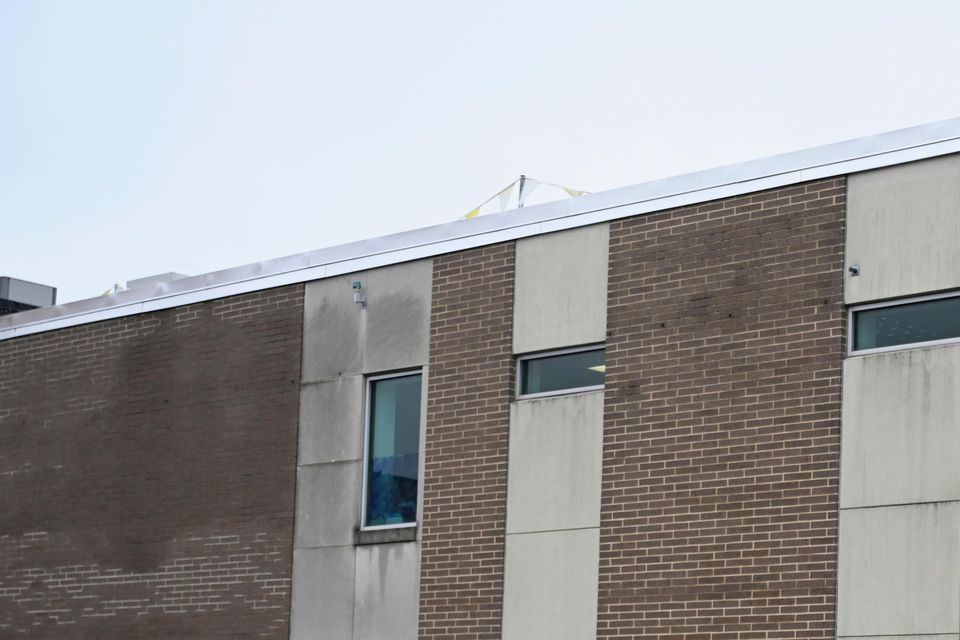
360;369;423;532
516;344;606;400
848;289;960;356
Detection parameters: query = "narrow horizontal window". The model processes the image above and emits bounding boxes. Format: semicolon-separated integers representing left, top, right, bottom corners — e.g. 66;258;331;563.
851;292;960;353
518;346;605;398
363;371;422;529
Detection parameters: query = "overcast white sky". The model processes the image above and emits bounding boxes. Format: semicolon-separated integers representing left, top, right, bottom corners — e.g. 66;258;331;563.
4;0;960;303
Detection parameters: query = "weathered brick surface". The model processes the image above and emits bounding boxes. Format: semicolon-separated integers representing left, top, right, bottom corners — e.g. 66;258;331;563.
597;179;846;638
0;286;303;638
418;243;515;640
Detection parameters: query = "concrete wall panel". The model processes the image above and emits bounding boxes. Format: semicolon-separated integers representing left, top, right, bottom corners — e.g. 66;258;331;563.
303;273;366;382
352;542;419;640
837;502;960;636
502;528;600;640
506;392;603;534
842;345;960;508
364;260;432;373
513;225;608;354
299;375;364;465
294;260;431;640
295;462;360;548
290;547;356;640
847;154;960;303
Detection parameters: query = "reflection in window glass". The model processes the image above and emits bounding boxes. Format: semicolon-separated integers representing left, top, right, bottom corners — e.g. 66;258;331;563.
365;373;421;527
854;295;960;351
520;348;605;396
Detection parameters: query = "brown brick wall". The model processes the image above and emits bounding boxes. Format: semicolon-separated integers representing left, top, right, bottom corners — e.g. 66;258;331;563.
418;243;515;640
598;179;846;637
0;286;304;639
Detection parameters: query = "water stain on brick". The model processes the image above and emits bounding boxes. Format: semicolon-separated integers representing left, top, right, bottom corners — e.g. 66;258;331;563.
0;285;304;638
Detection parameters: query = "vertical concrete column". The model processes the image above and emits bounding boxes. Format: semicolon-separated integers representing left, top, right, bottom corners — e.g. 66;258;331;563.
292;261;431;640
838;156;960;640
293;273;367;640
502;393;603;640
502;225;609;640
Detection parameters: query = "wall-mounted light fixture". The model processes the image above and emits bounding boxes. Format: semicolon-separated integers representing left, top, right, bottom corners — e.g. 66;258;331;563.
352;280;367;307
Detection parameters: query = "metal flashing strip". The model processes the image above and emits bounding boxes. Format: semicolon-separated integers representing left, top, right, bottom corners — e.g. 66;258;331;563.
4;117;960;340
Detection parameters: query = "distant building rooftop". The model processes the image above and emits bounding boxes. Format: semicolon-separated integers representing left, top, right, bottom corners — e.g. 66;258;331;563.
0;277;56;316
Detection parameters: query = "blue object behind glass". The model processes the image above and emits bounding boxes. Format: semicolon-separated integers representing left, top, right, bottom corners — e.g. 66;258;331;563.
366;373;421;527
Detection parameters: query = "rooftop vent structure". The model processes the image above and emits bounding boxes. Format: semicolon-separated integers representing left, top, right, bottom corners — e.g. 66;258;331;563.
0;277;57;316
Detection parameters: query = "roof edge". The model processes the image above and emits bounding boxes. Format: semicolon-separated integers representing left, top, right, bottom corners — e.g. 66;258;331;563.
4;116;960;341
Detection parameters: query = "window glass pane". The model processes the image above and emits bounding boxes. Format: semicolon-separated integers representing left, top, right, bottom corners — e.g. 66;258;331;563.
520;348;605;396
854;295;960;351
366;373;421;527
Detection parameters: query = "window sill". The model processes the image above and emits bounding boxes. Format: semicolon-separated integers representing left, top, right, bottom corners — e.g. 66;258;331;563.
354;526;417;546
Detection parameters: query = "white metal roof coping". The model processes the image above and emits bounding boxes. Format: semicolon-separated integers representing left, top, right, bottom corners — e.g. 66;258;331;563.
4;116;960;341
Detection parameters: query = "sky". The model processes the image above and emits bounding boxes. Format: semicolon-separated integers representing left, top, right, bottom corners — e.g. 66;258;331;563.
3;0;960;303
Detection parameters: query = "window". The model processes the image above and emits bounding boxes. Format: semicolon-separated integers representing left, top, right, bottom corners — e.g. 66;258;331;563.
362;371;422;529
850;291;960;354
517;345;605;399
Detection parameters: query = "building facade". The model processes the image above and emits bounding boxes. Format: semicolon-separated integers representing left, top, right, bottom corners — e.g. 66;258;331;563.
2;119;960;639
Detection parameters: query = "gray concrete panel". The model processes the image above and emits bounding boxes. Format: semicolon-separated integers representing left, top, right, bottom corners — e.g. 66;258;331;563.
303;273;366;382
507;392;604;534
837;502;960;636
299;376;364;466
289;546;356;640
502;528;600;640
847;153;960;303
842;346;960;508
295;461;361;548
352;542;419;640
364;259;432;373
513;225;608;354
